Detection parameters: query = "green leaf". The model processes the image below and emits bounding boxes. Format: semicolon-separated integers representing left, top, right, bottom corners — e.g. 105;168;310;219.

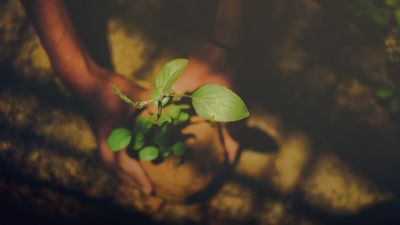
112;84;134;104
153;124;168;146
395;9;400;24
107;128;132;152
168;104;182;119
133;131;145;150
177;112;189;122
377;88;395;98
385;0;398;6
158;114;172;126
139;146;159;161
369;8;390;25
161;96;171;106
390;98;400;113
155;58;189;94
191;84;249;122
171;142;185;156
138;117;153;133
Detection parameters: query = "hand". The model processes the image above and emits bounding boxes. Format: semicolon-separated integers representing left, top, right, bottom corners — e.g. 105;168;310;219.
72;64;153;194
174;43;239;163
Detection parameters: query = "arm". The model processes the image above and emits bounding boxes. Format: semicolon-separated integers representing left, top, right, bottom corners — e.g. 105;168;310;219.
21;0;153;194
21;0;96;92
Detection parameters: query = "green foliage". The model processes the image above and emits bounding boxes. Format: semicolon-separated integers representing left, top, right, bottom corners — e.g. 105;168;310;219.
376;87;400;114
113;84;134;105
133;131;145;150
107;128;132;152
377;88;395;98
139;146;159;161
107;58;249;161
357;0;400;60
171;142;185;156
156;58;188;94
192;84;250;122
390;98;400;112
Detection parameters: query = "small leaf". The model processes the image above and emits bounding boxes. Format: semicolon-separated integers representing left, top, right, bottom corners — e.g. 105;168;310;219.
153;124;168;146
161;96;171;106
191;84;250;122
133;131;145;150
168;104;182;119
158;114;172;126
178;104;191;110
107;128;132;152
390;98;400;113
139;146;159;161
177;112;189;122
156;58;189;94
113;84;134;104
386;0;397;6
150;113;158;121
171;142;185;156
138;117;153;133
396;9;400;24
377;88;395;98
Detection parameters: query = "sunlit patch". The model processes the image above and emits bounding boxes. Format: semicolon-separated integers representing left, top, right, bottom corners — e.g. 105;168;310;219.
107;18;147;78
0;92;96;153
302;154;392;214
33;108;96;153
0;92;38;127
258;200;286;225
0;0;26;62
13;30;52;79
270;132;311;193
210;182;253;221
275;40;307;76
236;150;274;179
246;108;282;142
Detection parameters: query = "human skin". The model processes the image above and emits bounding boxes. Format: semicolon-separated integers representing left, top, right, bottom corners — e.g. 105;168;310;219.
21;0;243;195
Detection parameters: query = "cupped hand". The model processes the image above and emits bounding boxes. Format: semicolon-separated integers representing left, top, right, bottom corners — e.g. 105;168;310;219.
72;64;153;194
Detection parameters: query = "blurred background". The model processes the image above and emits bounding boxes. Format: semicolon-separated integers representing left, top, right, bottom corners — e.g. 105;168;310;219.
1;0;400;224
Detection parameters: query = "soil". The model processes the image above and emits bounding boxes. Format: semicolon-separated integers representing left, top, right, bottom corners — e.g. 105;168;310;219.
140;119;227;202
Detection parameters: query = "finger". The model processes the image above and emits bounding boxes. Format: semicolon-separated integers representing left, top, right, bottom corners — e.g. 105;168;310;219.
220;124;239;164
96;125;117;168
116;150;153;194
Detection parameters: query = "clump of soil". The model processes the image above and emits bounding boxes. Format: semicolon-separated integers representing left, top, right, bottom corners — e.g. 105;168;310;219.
140;120;226;202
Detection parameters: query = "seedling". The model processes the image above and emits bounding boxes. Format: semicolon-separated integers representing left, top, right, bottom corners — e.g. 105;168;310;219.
107;58;249;161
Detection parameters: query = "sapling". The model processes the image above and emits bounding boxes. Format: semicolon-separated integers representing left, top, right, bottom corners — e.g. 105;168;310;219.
107;58;249;161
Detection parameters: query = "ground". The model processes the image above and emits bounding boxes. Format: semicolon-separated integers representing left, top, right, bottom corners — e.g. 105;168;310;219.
1;0;400;224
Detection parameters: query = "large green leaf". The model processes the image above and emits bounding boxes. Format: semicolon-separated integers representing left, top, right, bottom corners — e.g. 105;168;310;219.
155;58;188;94
139;146;159;161
107;128;132;152
191;84;249;122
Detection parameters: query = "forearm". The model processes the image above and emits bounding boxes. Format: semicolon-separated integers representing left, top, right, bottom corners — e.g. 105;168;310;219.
213;0;243;48
21;0;96;89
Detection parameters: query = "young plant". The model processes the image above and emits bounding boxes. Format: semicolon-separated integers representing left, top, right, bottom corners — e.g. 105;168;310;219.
106;58;249;161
